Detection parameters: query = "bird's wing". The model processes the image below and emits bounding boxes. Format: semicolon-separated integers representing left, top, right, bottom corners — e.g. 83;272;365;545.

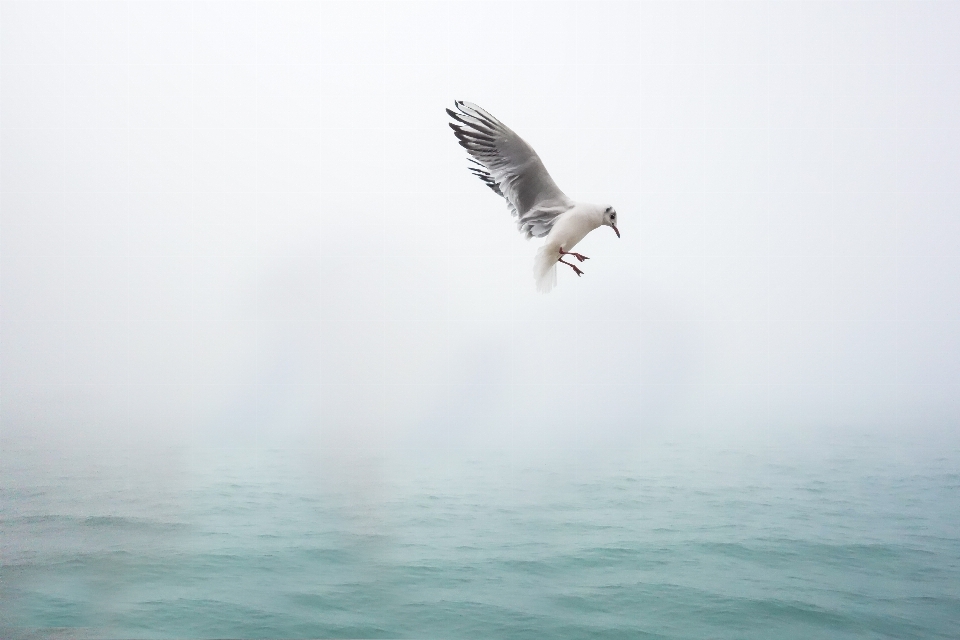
447;101;574;239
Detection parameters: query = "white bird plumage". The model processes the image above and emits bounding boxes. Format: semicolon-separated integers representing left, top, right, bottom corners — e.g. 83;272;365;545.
447;100;620;293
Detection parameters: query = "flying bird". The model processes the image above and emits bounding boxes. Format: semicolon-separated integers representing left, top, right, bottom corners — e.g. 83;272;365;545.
447;100;620;293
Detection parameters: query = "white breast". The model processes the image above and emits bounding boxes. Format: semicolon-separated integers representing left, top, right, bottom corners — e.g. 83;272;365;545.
544;204;601;251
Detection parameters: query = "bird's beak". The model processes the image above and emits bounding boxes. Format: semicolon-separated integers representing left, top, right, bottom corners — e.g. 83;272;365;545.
612;224;620;238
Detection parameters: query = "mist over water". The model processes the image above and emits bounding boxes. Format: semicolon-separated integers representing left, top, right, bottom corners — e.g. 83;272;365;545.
3;1;960;637
3;1;960;452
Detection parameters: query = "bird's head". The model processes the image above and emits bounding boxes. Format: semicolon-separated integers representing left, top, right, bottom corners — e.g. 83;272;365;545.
602;206;620;238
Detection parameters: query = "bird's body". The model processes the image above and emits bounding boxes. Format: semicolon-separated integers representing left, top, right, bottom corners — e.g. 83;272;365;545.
546;203;605;253
534;203;605;292
447;101;620;293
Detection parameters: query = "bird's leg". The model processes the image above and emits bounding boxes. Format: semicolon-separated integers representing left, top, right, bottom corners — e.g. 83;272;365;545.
558;257;584;277
559;248;589;262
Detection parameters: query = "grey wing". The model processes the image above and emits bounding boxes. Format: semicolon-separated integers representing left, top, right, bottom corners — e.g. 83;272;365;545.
447;101;574;239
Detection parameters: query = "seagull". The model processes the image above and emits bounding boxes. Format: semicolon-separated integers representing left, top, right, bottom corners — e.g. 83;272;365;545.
447;100;620;293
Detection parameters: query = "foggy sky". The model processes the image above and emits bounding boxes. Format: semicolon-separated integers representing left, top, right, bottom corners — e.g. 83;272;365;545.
2;1;959;456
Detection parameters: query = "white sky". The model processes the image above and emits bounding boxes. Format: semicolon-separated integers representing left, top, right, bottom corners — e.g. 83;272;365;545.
1;1;959;457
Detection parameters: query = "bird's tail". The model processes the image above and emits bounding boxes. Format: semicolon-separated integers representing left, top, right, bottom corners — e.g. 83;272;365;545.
533;245;558;293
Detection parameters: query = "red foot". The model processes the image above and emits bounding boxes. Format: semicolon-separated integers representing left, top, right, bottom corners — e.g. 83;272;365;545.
559;257;584;276
560;249;589;262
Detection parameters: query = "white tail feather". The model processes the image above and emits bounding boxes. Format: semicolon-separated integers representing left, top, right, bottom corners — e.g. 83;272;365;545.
534;245;558;293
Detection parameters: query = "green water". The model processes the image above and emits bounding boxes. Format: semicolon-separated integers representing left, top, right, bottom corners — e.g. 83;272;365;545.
3;433;959;638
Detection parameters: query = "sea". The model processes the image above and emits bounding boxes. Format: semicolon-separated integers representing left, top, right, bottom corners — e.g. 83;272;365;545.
2;430;959;639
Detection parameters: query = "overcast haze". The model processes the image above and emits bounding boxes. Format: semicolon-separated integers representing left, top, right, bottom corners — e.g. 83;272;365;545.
2;1;959;459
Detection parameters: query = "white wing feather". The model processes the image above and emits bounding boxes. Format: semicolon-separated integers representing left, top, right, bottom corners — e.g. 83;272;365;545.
447;101;574;239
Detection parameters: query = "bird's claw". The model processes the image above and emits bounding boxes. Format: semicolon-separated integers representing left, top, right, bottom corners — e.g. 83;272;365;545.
572;265;584;276
559;250;590;262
